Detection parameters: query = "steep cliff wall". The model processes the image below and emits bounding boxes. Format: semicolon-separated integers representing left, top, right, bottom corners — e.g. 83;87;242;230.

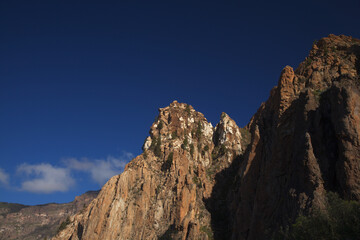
53;101;243;240
230;34;360;239
53;34;360;240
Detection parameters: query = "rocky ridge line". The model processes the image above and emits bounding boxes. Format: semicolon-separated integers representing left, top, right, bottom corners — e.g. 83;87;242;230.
53;34;360;240
0;190;99;240
53;101;243;240
231;34;360;239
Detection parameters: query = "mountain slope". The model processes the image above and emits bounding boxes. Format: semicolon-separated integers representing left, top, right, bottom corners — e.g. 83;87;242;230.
53;34;360;240
230;34;360;239
0;191;98;240
53;101;243;240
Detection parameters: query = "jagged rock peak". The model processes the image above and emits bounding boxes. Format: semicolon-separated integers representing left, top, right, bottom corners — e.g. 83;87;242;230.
143;101;243;160
296;34;360;89
214;112;242;158
231;34;360;240
252;34;360;123
54;101;243;240
52;35;360;240
143;101;214;152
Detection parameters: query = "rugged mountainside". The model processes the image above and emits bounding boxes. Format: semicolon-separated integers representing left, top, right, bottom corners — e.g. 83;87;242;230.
53;34;360;240
54;102;244;240
230;34;360;240
0;191;98;240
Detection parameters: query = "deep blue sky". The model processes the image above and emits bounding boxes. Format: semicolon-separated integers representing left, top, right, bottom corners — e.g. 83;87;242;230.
1;0;359;205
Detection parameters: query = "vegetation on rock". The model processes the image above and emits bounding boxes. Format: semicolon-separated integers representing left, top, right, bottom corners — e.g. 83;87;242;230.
57;217;71;233
51;35;360;240
272;192;360;240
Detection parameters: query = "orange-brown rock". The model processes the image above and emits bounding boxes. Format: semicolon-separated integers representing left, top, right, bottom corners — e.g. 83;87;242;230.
230;34;360;239
0;191;98;240
53;101;243;240
53;34;360;240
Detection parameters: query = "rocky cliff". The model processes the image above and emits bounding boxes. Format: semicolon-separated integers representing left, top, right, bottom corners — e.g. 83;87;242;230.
53;101;243;240
230;34;360;239
53;34;360;240
0;191;98;240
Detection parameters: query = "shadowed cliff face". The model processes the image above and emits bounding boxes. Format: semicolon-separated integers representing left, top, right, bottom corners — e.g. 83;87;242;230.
53;102;243;240
53;34;360;240
230;34;360;240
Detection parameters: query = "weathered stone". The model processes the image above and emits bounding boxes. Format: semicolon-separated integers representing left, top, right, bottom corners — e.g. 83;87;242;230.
53;102;243;240
0;191;98;240
230;34;360;239
53;34;360;240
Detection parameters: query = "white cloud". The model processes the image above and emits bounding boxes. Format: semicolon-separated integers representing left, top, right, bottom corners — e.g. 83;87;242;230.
17;163;75;194
63;153;132;185
13;152;133;194
0;168;9;185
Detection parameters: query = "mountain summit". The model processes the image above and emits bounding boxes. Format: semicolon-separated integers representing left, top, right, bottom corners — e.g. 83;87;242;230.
53;35;360;240
54;100;244;239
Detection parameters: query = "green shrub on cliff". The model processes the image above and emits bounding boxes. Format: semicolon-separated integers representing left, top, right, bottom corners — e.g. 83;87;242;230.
57;216;71;233
273;192;360;240
181;137;188;150
150;136;162;158
161;152;173;172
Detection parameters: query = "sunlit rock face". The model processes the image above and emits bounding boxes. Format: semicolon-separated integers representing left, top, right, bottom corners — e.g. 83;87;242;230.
53;100;242;240
53;35;360;240
0;191;98;240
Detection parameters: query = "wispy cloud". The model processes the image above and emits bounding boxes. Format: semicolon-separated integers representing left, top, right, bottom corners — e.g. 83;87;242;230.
10;152;133;194
63;153;132;185
17;163;75;194
0;168;9;185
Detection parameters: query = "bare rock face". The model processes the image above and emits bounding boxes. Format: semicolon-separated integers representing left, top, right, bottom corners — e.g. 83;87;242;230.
53;101;243;240
53;34;360;240
0;191;98;240
230;34;360;240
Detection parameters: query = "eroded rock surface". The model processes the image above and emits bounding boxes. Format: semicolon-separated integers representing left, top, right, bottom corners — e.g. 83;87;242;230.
0;191;98;240
231;34;360;240
53;34;360;240
53;101;242;240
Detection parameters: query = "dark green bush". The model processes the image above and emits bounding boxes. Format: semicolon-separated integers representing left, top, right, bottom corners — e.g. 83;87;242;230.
273;192;360;240
171;130;178;139
181;137;188;150
193;176;202;188
240;128;251;149
200;225;214;239
190;143;194;156
211;144;227;160
157;121;163;130
150;136;162;158
161;152;173;172
219;144;226;155
185;104;191;114
196;122;202;139
57;216;71;233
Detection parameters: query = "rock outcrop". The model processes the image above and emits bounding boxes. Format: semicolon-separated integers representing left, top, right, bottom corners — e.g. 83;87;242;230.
53;34;360;240
53;101;243;240
0;190;98;240
230;34;360;239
